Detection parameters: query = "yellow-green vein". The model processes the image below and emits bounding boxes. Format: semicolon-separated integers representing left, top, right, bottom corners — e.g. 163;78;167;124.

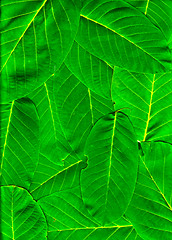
142;159;172;210
104;112;117;212
0;0;48;72
30;160;82;193
43;6;52;70
48;224;133;232
33;20;38;80
88;88;94;125
80;14;162;66
145;0;150;15
50;0;63;55
143;74;155;141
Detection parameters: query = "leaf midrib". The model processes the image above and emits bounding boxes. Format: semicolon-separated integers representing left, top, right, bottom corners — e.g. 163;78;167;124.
104;112;117;214
48;224;133;232
145;0;150;15
142;159;172;210
143;74;155;141
0;0;48;72
30;160;82;193
80;14;164;68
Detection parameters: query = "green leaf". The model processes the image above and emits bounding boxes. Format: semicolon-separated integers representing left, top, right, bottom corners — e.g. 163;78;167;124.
52;64;114;158
2;1;171;239
112;68;172;143
28;78;70;163
1;0;80;103
76;0;171;73
0;185;47;240
28;65;114;196
0;98;39;189
30;160;85;200
39;186;137;240
81;112;138;225
27;75;79;195
124;0;172;49
65;40;113;99
126;141;172;240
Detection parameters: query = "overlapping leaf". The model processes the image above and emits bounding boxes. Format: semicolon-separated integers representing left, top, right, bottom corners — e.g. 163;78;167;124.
81;111;138;224
30;160;85;200
1;0;172;239
28;76;78;195
0;98;39;189
77;0;171;73
52;64;114;158
0;186;47;239
65;41;113;99
27;65;114;197
126;142;172;240
112;68;172;143
1;0;80;103
124;0;172;48
39;186;140;240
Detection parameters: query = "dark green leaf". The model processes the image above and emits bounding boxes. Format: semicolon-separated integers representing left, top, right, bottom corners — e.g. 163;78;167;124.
81;111;138;224
0;186;47;239
1;0;80;103
0;98;39;189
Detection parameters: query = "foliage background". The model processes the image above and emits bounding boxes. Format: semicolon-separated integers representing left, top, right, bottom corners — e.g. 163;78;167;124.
0;0;172;239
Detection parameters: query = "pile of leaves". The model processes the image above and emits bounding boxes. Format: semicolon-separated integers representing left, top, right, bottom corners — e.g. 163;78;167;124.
0;0;172;239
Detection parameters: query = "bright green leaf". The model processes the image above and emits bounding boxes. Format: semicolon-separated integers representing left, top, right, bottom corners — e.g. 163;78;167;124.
30;160;85;200
77;0;171;73
126;141;172;240
1;1;171;239
124;0;172;49
112;68;172;143
28;78;70;163
39;186;137;240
